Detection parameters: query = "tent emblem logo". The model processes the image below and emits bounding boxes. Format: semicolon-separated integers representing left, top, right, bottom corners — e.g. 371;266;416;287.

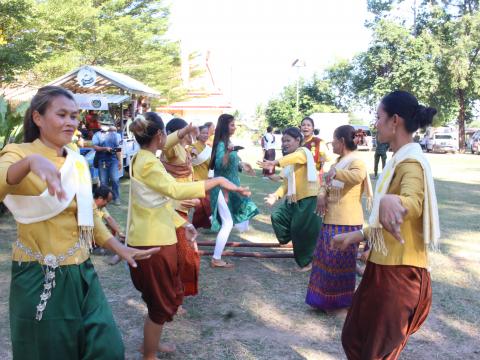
91;99;102;108
76;67;97;88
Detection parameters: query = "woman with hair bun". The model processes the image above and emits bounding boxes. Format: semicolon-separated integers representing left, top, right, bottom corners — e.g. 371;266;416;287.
259;127;321;271
0;86;159;359
160;117;202;298
127;112;251;357
306;125;372;312
332;91;440;359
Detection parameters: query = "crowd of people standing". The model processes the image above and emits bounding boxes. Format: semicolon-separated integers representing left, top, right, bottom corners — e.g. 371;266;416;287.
0;85;440;360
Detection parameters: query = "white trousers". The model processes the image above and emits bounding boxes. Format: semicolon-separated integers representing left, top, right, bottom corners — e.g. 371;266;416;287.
213;191;249;260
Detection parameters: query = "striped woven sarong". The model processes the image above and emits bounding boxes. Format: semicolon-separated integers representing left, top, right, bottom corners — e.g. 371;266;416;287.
306;223;362;311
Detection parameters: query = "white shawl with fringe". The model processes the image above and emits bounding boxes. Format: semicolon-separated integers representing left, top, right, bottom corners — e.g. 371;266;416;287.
3;147;94;248
191;144;212;166
283;147;317;202
368;142;440;255
328;151;373;209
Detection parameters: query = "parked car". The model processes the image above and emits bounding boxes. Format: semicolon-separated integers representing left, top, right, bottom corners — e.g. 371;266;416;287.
468;130;480;154
426;133;458;153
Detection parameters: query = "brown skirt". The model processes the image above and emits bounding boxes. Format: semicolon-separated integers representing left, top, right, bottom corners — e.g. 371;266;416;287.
176;211;200;297
192;193;212;229
129;244;183;325
342;261;432;360
263;149;276;176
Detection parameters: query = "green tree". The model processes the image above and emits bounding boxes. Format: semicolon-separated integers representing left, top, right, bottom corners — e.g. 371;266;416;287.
264;77;340;129
0;96;28;149
420;3;480;149
330;1;480;150
17;0;183;101
0;0;38;86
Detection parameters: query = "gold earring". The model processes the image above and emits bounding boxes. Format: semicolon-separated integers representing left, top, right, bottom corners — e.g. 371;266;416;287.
392;127;396;135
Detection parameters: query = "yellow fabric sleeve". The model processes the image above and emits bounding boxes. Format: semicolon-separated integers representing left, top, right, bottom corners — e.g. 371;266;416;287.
164;131;180;150
102;207;111;219
334;159;366;185
274;181;287;198
93;211;114;246
277;150;307;168
163;143;179;161
396;161;425;221
141;158;205;200
0;144;24;201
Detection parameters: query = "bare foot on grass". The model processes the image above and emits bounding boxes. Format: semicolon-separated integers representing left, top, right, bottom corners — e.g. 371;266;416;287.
140;342;176;355
296;263;312;272
177;305;187;316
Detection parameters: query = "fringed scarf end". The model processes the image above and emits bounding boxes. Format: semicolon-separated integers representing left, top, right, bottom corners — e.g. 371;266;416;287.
287;194;297;204
366;197;373;212
367;227;388;256
79;226;94;252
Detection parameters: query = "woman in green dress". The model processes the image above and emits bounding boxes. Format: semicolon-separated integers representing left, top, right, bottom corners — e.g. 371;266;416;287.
209;114;259;268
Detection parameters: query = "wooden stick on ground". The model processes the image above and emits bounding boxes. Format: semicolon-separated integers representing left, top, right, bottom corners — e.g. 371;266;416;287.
199;250;294;258
197;241;287;248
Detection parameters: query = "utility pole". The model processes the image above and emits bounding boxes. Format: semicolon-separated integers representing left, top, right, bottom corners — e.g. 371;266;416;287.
291;59;305;114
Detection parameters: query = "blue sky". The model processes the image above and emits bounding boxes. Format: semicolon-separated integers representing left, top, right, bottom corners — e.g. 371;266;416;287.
168;0;373;114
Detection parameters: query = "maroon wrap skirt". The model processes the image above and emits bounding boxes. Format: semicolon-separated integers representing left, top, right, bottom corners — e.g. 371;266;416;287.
176;211;200;296
129;244;183;325
341;261;432;360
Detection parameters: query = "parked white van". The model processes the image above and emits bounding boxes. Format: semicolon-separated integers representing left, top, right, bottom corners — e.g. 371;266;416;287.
427;132;458;153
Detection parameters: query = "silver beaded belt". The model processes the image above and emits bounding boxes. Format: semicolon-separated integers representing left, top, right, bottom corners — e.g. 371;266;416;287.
14;239;84;321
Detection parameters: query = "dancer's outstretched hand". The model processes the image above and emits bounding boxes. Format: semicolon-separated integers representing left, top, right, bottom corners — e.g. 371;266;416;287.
119;246;160;268
379;195;407;244
179;123;199;139
331;231;363;251
264;193;277;207
325;166;336;186
256;160;276;173
241;162;256;176
180;199;200;209
184;223;198;242
29;155;66;201
214;177;251;196
236;186;251;197
315;193;328;216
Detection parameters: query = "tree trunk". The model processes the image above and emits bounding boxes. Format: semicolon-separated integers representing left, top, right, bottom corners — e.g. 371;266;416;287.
457;88;466;152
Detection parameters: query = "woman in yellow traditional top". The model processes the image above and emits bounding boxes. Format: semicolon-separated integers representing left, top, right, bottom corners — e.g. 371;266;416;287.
332;91;439;360
127;112;250;358
306;125;372;313
160;117;202;297
205;121;215;147
259;127;321;270
191;125;211;181
190;125;212;229
300;116;330;181
0;86;157;360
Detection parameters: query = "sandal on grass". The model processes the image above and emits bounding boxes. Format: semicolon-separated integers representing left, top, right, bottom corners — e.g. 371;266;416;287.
210;259;234;268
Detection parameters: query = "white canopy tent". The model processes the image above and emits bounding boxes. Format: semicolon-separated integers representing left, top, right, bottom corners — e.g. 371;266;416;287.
47;65;160;98
73;94;130;111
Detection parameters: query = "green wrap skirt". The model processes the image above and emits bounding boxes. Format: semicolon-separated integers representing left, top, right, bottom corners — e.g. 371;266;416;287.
271;196;322;267
9;259;124;360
